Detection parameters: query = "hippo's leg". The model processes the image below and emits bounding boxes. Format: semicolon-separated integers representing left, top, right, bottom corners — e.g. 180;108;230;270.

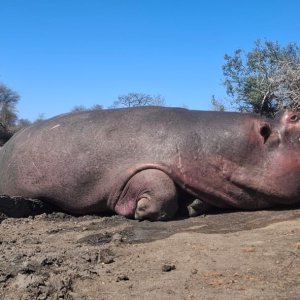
187;198;216;217
115;169;178;221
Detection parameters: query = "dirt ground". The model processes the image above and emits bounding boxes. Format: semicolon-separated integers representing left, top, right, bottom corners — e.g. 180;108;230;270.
1;201;300;300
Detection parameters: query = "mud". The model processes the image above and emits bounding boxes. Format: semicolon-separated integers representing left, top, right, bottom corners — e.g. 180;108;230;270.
1;199;300;299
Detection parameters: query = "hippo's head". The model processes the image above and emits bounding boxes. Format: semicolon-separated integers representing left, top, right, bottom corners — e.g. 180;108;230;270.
268;111;300;200
230;110;300;206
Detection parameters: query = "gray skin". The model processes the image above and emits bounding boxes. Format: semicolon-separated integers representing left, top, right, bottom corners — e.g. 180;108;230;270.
0;107;300;221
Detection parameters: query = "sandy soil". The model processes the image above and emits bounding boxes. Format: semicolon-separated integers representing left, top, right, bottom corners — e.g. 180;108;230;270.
1;201;300;299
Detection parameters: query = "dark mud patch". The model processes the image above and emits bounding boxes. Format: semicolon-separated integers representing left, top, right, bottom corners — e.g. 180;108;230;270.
2;195;300;245
78;228;135;245
0;195;58;219
78;208;300;244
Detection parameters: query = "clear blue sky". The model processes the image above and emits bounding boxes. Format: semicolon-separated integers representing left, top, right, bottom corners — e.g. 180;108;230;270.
1;0;300;121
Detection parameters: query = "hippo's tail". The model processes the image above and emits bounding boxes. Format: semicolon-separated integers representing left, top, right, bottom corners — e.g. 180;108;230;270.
0;123;13;147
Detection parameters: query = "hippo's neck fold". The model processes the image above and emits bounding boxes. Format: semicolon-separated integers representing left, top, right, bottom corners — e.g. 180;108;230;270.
170;158;270;210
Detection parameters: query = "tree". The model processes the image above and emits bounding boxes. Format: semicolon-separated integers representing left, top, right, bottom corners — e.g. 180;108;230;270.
211;95;225;111
71;105;87;112
0;122;13;146
71;104;103;112
34;113;45;124
222;40;300;116
112;93;165;108
0;83;19;128
91;104;103;110
272;60;300;111
13;118;32;132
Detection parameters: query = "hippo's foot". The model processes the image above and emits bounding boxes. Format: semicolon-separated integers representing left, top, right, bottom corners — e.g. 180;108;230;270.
115;169;178;221
187;199;215;217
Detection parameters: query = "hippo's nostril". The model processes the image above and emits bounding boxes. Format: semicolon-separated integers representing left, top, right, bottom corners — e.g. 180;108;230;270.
260;124;271;143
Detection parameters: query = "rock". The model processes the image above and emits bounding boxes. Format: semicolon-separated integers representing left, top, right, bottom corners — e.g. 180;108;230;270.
99;249;115;264
162;264;176;272
116;274;129;282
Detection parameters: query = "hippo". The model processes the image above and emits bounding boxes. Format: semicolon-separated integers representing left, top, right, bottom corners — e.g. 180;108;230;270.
0;107;300;220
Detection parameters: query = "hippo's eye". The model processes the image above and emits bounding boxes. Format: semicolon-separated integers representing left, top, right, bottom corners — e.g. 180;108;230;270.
290;114;299;122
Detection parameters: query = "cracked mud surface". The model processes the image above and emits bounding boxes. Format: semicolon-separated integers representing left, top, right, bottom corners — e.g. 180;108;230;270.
1;205;300;299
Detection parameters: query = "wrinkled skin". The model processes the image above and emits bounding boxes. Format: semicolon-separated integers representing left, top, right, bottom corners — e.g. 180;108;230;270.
0;107;300;221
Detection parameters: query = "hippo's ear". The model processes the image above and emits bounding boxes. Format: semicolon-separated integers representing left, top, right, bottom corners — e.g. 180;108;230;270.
260;123;271;143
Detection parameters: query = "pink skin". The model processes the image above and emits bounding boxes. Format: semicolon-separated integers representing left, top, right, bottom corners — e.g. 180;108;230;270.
197;111;300;209
114;169;178;221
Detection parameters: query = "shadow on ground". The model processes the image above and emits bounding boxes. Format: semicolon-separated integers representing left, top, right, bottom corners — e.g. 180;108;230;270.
78;206;300;245
1;194;300;244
